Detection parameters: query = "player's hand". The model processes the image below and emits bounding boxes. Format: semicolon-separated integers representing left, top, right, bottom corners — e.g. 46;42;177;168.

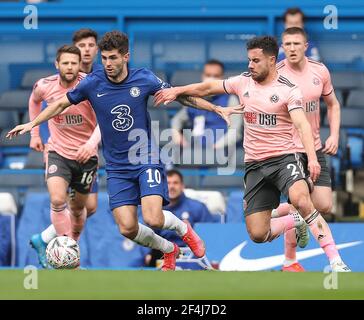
6;122;34;139
76;144;94;164
154;88;179;106
215;104;245;126
307;159;321;183
322;135;339;155
30;136;44;152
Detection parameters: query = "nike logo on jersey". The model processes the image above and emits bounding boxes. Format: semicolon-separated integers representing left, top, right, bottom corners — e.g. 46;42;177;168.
97;93;108;97
149;184;159;188
219;240;362;271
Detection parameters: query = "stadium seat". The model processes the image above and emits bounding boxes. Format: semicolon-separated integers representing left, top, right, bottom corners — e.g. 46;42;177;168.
0;111;18;131
184;188;226;217
226;190;244;223
0;192;18;215
331;72;364;90
154;70;167;82
0;171;45;188
224;70;242;79
148;108;170;131
170;70;201;86
201;174;243;189
0;214;16;266
24;150;45;169
0;90;31;110
325;108;364;128
0;129;30;147
20;69;54;89
346;89;364;108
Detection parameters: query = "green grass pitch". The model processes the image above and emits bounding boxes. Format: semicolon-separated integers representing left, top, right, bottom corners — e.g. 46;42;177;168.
1;270;364;300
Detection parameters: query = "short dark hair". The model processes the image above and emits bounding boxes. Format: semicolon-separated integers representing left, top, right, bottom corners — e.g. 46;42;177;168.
205;59;225;72
166;169;184;183
246;36;279;60
283;7;305;23
72;28;98;44
56;45;81;62
282;27;308;41
98;31;129;55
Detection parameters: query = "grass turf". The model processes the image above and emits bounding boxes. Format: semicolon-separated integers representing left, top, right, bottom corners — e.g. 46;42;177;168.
1;270;364;300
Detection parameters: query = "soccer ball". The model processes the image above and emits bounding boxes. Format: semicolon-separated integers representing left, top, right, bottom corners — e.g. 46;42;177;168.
46;236;80;269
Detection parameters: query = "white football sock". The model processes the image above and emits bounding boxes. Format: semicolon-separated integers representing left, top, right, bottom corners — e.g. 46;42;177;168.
133;223;174;253
162;210;188;237
41;224;57;244
283;258;298;267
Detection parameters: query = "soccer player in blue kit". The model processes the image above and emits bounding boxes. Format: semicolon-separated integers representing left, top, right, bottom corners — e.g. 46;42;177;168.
8;31;243;270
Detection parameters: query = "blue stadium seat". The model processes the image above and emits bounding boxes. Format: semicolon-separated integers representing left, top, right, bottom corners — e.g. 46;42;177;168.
226;190;244;223
325;108;364;128
170;70;201;86
201;174;243;189
0;111;18;130
331;72;364;90
346;89;364;108
0;90;31;111
0;214;16;266
24;150;45;169
21;69;54;89
0;129;30;147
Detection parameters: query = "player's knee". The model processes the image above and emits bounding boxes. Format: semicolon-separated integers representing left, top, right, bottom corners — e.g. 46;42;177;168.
290;192;311;215
248;229;270;243
119;226;138;239
315;201;332;215
142;209;164;228
50;196;67;209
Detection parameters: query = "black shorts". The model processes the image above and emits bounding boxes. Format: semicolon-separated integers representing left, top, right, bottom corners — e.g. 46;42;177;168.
298;149;331;187
46;151;98;194
243;153;306;216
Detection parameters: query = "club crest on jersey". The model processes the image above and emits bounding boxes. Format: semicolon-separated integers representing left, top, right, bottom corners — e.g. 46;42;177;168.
313;78;320;85
270;94;279;103
48;164;58;174
130;87;140;97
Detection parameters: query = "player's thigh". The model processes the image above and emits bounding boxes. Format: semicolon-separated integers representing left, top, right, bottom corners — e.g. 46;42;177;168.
71;156;98;195
245;210;272;243
112;205;138;237
288;179;314;217
310;186;332;214
140;195;164;227
139;166;169;207
243;167;280;216
46;151;72;205
107;172;140;210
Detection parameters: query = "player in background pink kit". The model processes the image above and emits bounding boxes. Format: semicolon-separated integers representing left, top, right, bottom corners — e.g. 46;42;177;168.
272;27;342;271
30;29;101;268
29;45;101;268
154;36;350;272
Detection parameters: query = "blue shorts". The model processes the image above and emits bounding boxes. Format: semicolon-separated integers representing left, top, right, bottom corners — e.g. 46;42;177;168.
107;165;169;211
90;175;99;193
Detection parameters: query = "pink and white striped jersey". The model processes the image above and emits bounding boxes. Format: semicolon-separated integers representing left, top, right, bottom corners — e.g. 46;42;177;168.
29;73;98;160
224;72;304;162
277;57;334;152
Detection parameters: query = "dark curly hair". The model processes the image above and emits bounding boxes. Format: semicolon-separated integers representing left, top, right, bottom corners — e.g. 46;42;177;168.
246;36;279;60
98;31;129;55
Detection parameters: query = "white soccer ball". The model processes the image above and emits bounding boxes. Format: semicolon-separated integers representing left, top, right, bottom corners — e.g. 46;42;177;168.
46;236;80;269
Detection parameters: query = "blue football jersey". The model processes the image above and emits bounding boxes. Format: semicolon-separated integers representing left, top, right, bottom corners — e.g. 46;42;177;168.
67;67;170;170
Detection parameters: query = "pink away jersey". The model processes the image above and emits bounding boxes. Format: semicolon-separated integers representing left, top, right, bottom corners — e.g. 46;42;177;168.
29;73;98;160
224;72;304;162
277;58;334;152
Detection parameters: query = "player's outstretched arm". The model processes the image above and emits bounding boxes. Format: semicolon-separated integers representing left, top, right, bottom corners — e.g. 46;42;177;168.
290;108;321;182
154;79;225;105
175;95;244;127
6;95;72;139
28;88;44;152
322;92;340;155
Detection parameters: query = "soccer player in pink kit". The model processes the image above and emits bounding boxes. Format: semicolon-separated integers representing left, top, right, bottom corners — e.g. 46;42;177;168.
29;45;101;267
154;36;350;272
272;27;343;271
